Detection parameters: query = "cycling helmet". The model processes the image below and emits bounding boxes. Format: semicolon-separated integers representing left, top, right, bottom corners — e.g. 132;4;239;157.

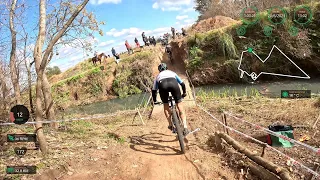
158;63;168;72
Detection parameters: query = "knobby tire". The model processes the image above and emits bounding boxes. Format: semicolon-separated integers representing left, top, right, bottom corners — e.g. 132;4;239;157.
172;109;185;154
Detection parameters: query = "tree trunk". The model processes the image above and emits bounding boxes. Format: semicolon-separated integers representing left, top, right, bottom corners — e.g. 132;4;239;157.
9;0;21;104
23;37;34;114
35;71;48;153
42;73;58;129
0;64;8;118
33;0;48;154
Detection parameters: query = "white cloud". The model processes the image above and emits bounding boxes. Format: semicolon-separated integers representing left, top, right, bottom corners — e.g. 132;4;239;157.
152;0;192;11
106;28;140;38
182;7;194;13
184;18;195;24
98;40;115;48
162;7;181;11
176;15;188;20
152;2;159;9
90;0;122;5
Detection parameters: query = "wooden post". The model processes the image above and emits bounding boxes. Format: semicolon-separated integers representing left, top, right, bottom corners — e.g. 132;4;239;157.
307;163;319;180
223;113;229;135
142;96;151;115
137;108;145;125
131;110;138;124
261;143;267;157
221;114;227;133
312;113;320;129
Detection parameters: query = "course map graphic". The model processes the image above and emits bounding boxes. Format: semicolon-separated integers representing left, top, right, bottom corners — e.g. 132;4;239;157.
238;45;310;81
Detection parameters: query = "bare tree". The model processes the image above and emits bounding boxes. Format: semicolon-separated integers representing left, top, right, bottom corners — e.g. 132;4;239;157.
9;0;21;104
33;0;90;153
21;33;35;114
35;0;101;129
0;62;9;119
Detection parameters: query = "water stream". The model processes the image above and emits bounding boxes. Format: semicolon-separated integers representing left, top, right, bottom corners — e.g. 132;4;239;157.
63;79;320;115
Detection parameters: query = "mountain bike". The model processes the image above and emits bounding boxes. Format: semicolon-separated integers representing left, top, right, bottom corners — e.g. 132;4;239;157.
154;96;189;154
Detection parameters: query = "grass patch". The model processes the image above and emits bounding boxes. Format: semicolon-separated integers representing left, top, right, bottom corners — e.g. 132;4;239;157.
112;51;154;98
105;132;126;144
186;2;320;85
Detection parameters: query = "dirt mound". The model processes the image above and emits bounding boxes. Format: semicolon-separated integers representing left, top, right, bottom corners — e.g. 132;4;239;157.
191;16;239;33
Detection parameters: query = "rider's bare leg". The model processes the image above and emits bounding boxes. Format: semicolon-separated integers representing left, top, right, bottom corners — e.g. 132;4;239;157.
163;103;173;127
176;102;187;128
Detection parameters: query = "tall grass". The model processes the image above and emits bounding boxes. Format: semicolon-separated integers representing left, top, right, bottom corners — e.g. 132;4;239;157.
197;87;261;101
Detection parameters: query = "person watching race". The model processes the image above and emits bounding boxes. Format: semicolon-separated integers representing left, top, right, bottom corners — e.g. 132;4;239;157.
152;63;189;135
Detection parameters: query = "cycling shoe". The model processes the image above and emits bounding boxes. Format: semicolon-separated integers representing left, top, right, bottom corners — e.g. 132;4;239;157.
168;126;177;133
183;128;190;136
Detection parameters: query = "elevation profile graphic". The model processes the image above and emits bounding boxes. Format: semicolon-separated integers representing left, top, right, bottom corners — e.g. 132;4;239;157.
238;45;310;81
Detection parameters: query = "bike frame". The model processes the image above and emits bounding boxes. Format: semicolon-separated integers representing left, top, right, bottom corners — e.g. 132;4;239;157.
168;96;182;129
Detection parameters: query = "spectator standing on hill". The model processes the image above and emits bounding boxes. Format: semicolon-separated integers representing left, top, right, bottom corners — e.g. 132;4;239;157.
142;32;147;46
182;28;187;36
149;36;153;45
111;47;120;63
171;27;176;39
125;40;133;54
134;37;140;48
152;36;156;46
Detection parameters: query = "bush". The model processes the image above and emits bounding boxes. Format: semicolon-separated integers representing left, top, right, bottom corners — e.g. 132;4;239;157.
46;66;61;78
112;52;154;98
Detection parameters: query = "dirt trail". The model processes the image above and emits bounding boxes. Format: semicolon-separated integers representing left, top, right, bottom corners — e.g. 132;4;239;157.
41;107;233;180
35;47;236;180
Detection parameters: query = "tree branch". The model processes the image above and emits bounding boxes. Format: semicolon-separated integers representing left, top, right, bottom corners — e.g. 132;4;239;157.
40;0;89;69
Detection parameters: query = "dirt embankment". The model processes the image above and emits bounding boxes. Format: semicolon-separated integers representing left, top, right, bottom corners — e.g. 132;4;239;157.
176;3;320;86
49;47;165;110
190;16;239;33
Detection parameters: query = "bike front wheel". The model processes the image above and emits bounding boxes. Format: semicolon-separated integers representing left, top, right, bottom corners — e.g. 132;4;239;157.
172;109;185;154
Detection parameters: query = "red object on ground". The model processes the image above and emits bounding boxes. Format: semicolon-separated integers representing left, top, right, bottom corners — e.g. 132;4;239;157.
266;134;272;145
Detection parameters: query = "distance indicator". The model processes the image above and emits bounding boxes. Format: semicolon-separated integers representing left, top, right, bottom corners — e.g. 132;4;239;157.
267;6;287;25
6;166;36;174
10;105;30;124
294;6;312;25
240;6;260;25
281;90;311;98
7;134;37;142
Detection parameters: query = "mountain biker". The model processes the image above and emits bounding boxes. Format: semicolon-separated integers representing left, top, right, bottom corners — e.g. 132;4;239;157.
171;27;176;39
165;44;172;60
181;28;187;36
152;63;190;135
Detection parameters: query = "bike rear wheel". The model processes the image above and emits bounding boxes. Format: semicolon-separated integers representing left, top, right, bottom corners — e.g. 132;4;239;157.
172;109;185;154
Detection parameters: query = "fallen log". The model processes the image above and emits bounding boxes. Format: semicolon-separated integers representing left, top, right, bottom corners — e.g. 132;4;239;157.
216;132;292;180
222;143;281;180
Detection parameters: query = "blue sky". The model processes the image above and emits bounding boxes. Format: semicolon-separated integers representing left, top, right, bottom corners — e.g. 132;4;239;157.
49;0;199;71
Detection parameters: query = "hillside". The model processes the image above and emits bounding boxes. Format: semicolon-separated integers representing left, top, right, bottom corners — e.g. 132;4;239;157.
173;2;320;86
48;47;163;109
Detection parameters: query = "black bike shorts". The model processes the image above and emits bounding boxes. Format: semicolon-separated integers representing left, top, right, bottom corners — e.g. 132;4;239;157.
158;78;182;104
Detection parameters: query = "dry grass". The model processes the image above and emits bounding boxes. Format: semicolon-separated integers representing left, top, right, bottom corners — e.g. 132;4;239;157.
198;97;320;179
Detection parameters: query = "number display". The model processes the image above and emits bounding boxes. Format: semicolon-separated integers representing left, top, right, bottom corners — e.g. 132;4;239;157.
10;105;30;124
